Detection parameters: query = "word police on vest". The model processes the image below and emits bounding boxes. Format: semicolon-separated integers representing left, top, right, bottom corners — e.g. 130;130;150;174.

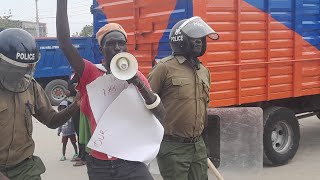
16;52;36;61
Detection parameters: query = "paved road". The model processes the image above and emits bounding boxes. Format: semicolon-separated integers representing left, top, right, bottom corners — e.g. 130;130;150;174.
33;115;320;180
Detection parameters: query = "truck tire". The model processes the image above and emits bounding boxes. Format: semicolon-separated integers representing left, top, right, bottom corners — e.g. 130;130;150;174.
45;79;68;106
263;106;300;166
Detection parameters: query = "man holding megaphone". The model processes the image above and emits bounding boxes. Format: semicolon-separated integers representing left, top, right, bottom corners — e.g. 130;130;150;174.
56;1;165;179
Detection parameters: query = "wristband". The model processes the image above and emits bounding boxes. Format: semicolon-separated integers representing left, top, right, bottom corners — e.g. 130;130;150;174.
145;93;161;110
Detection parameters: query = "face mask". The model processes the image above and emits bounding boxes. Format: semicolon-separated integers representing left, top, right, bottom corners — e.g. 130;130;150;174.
0;60;34;92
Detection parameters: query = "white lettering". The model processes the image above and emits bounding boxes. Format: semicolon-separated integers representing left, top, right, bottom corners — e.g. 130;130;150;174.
16;53;36;61
175;29;182;36
40;46;59;50
170;35;183;42
193;22;204;27
39;44;79;50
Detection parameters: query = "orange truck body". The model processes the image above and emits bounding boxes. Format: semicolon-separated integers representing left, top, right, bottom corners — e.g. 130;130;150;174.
93;0;320;108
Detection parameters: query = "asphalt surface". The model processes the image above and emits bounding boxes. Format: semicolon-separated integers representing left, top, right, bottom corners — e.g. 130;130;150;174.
32;115;320;180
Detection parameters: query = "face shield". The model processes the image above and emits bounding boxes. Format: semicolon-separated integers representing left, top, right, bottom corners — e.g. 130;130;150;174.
176;16;219;40
0;54;36;93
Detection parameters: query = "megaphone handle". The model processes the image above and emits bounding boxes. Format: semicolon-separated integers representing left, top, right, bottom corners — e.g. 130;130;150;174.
126;73;139;85
127;75;154;104
127;76;165;121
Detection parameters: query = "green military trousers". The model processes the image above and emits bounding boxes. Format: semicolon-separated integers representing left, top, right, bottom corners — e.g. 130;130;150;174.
0;156;46;180
157;136;208;180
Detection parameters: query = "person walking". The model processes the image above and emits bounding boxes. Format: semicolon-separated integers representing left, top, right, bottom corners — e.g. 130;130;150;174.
0;28;79;180
57;100;79;161
148;17;219;180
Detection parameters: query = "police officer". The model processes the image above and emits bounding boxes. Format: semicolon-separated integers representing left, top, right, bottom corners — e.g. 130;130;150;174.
148;17;219;180
0;28;79;180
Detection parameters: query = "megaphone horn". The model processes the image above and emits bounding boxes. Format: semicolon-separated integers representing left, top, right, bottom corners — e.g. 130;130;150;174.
110;52;138;80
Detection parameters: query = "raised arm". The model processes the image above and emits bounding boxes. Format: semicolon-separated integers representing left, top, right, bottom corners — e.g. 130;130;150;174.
56;0;84;75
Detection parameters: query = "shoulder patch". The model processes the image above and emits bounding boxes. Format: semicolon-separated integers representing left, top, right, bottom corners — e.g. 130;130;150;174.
159;55;175;63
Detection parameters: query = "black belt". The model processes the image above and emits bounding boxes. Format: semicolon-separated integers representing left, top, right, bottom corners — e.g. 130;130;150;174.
0;157;31;171
163;135;202;143
86;155;127;168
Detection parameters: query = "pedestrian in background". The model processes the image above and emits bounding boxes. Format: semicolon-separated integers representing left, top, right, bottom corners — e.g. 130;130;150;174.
58;100;79;161
65;72;88;166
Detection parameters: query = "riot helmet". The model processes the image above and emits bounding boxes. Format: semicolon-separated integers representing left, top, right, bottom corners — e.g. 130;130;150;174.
0;28;40;92
169;16;219;57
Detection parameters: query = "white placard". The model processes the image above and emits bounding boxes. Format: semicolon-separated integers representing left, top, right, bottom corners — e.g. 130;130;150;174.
86;74;128;123
87;85;164;164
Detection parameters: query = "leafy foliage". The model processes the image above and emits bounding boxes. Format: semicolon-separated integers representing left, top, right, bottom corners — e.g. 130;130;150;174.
79;24;93;37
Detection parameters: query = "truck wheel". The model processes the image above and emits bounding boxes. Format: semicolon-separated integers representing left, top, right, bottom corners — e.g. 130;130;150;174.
45;79;68;106
263;106;300;166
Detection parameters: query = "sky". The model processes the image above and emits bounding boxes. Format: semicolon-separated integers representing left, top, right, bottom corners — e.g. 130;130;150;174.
1;0;92;37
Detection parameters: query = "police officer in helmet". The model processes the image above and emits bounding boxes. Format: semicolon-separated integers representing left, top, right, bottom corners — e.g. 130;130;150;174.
0;28;79;180
169;16;219;69
148;17;219;180
0;28;39;93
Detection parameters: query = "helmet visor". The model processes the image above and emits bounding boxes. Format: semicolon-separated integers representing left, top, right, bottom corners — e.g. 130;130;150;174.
178;16;219;40
0;56;35;92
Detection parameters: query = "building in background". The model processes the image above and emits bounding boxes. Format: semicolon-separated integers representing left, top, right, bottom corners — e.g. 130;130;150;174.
18;20;47;37
0;19;47;37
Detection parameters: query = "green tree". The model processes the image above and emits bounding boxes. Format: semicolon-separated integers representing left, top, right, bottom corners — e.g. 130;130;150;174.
79;24;93;37
0;10;17;30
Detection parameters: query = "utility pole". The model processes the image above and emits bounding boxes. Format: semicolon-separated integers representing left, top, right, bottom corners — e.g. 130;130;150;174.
35;0;40;37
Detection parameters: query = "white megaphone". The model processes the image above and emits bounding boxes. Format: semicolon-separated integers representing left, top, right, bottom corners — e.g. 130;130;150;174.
110;52;138;80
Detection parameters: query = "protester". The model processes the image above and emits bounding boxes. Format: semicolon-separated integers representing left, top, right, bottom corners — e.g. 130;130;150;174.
65;72;88;166
148;17;219;180
58;100;79;161
0;28;79;180
56;0;166;179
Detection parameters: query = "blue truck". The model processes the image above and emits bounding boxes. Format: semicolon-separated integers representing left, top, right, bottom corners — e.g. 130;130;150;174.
35;37;102;105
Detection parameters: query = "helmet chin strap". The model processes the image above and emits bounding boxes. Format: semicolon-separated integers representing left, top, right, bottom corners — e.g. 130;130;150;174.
184;41;201;70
